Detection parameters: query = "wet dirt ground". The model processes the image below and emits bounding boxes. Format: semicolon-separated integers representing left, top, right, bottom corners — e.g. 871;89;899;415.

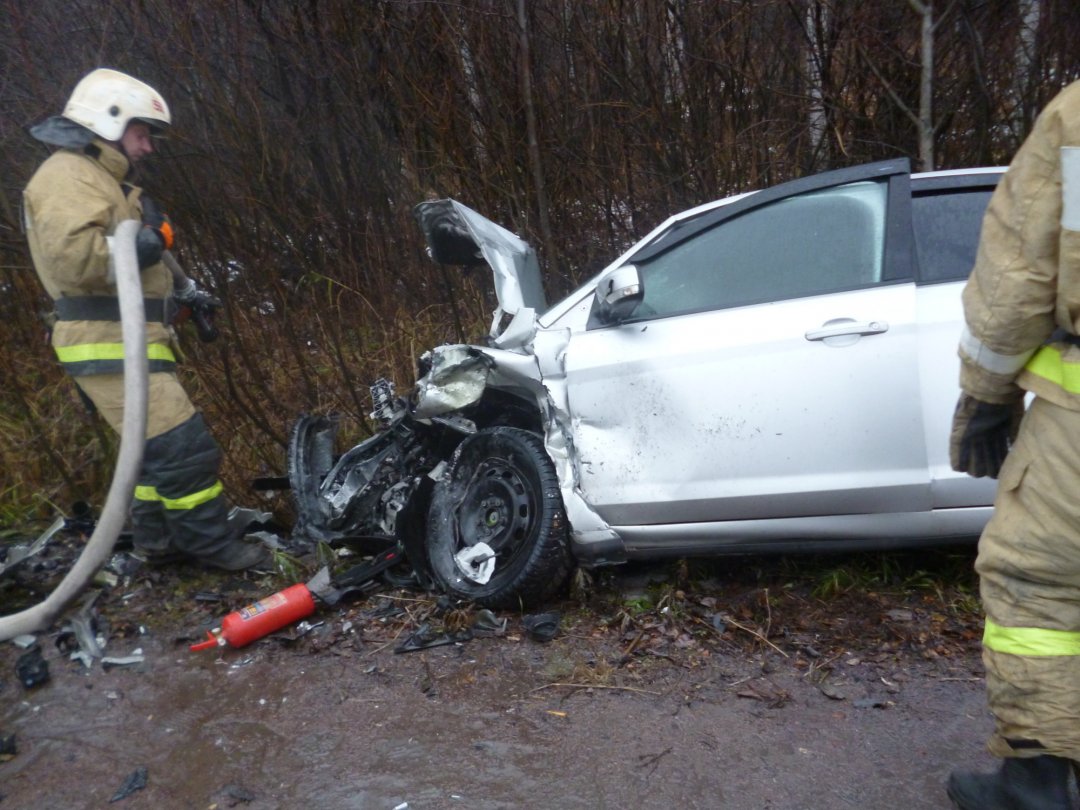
0;544;1000;809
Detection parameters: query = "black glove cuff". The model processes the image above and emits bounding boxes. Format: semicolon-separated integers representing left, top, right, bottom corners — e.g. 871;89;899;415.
135;227;164;269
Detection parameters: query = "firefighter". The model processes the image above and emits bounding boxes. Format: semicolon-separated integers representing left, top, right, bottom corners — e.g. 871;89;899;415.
23;68;268;571
948;80;1080;808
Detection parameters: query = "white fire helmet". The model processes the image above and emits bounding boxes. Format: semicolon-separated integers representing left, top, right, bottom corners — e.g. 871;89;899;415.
62;68;170;142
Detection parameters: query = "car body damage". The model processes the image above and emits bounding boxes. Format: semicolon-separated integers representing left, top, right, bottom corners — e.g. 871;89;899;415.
291;163;1006;607
289;199;618;607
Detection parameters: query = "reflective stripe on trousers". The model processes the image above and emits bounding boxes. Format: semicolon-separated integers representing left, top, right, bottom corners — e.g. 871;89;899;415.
134;480;224;511
984;617;1080;657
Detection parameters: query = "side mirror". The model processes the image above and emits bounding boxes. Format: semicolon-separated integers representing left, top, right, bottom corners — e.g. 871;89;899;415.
595;264;644;324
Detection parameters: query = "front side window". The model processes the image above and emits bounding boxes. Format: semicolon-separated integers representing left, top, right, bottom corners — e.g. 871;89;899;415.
634;180;888;318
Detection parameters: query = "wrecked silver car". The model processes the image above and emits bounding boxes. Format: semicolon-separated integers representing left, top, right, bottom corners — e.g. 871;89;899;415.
289;159;1004;607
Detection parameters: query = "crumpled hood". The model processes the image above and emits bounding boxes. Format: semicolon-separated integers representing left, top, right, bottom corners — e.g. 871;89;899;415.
414;199;546;348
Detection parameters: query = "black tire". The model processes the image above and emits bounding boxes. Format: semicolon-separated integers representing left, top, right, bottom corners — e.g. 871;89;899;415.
425;427;572;608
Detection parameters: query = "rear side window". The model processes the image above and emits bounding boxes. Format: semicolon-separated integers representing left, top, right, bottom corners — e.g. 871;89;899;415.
912;189;994;283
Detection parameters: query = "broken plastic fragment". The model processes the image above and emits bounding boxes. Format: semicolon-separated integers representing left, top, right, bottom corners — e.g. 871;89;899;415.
395;624;473;654
0;515;64;578
454;542;495;585
522;612;560;643
472;609;507;636
15;647;49;688
11;635;36;649
109;766;147;802
101;654;146;670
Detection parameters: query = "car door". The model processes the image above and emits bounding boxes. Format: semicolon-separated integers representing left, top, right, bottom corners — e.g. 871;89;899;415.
909;171;1003;509
562;160;931;528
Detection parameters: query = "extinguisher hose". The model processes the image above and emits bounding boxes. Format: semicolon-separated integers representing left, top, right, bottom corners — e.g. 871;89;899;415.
0;219;148;641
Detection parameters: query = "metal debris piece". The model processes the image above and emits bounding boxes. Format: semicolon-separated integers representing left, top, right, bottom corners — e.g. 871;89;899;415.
109;767;148;802
93;569;119;588
106;553;143;579
101;654;145;671
522;612;560;643
15;647;49;689
226;506;273;535
292;621;324;639
0;516;64;578
66;610;105;659
472;609;507;637
395;624;473;654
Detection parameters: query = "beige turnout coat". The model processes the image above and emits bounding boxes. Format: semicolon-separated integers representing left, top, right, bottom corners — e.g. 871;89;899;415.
23;139;175;376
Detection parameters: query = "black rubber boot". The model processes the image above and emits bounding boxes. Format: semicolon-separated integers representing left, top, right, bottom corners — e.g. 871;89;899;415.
947;755;1072;810
197;540;271;572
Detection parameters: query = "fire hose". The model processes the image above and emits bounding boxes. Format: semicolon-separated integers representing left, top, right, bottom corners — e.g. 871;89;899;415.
0;220;148;641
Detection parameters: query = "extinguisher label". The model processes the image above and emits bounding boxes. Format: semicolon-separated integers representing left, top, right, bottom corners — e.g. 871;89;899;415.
239;592;287;621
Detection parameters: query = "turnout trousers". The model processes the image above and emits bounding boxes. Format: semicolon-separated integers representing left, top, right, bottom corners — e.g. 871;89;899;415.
976;395;1080;761
74;371;234;558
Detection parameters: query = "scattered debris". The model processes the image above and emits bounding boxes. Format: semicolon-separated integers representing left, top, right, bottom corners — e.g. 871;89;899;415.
11;635;36;649
109;766;148;802
102;653;146;671
15;646;49;689
395;624;472;654
0;515;65;578
522;612;560;643
472;609;507;637
0;733;15;762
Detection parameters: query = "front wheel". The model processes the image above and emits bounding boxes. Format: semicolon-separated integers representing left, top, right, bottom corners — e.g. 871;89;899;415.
425;427;572;608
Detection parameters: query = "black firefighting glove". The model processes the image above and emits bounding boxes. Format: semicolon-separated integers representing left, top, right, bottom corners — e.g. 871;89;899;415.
949;393;1025;479
173;278;222;342
136;195;175;269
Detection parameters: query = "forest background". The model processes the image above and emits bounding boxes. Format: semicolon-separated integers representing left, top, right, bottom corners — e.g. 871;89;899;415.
0;0;1076;525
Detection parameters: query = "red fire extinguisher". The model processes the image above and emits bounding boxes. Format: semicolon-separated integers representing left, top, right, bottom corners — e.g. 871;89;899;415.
190;583;316;652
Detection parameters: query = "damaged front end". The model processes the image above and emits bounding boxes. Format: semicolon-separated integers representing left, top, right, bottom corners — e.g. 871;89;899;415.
288;200;623;607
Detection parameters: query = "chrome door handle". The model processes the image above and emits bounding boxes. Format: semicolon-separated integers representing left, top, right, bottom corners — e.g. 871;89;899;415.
804;320;889;341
